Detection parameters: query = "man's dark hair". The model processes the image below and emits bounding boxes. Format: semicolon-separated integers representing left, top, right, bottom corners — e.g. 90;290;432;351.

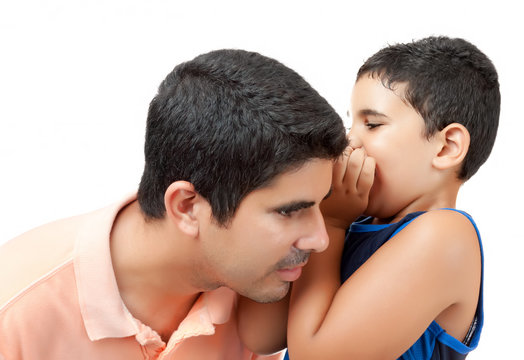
138;49;347;225
357;36;500;180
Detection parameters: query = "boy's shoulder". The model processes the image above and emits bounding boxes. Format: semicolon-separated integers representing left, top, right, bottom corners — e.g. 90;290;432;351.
396;209;480;269
406;209;477;236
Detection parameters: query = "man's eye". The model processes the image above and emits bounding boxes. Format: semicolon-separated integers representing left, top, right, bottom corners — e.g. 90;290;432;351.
275;202;313;217
278;209;294;217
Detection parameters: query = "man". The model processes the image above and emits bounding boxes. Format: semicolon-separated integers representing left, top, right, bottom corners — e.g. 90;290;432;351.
0;49;347;359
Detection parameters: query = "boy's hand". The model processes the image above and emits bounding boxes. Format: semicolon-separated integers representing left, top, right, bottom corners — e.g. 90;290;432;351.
321;147;375;230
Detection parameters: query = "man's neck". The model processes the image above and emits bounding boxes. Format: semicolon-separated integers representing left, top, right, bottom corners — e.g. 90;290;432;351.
109;200;202;342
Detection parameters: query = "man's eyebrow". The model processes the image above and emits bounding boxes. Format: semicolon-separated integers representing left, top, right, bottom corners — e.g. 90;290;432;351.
359;109;389;118
274;200;315;213
273;189;331;213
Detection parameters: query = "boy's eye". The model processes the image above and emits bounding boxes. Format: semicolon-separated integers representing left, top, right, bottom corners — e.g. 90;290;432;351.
366;123;381;129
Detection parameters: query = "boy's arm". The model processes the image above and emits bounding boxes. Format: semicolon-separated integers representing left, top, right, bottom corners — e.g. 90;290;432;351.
287;195;481;358
289;147;375;341
287;147;377;357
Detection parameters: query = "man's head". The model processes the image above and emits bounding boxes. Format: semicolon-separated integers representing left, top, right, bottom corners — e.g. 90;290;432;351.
356;36;500;181
136;50;347;302
138;49;347;225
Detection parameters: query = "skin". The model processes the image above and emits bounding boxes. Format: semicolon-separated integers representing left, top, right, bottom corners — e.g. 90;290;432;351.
348;77;452;223
109;158;333;344
287;75;482;359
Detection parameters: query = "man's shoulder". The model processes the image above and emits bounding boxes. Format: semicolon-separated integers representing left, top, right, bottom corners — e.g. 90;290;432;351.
0;260;78;358
0;216;84;306
0;258;91;358
0;195;136;307
0;259;76;309
0;201;121;308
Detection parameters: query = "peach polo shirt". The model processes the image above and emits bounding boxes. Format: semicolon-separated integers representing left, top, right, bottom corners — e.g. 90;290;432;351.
0;195;284;360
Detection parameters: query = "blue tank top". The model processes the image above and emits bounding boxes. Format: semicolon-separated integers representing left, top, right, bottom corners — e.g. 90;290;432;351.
340;209;484;359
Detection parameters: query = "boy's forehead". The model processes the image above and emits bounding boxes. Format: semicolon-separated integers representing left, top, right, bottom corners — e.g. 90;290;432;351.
349;77;411;116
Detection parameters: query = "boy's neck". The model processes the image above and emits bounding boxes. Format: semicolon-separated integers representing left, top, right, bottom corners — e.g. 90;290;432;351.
372;181;462;225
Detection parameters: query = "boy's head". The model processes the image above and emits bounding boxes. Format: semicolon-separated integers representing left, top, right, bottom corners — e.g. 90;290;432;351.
138;49;347;225
356;36;500;180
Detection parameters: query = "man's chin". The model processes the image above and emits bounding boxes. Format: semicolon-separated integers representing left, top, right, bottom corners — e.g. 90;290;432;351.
239;281;290;304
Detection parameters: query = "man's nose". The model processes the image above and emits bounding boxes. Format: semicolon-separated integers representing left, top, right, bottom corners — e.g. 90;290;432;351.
293;208;329;253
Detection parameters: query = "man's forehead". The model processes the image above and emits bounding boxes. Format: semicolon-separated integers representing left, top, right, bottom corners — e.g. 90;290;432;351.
261;159;332;187
245;159;333;202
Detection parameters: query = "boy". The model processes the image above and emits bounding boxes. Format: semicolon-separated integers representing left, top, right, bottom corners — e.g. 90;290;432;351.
287;36;500;359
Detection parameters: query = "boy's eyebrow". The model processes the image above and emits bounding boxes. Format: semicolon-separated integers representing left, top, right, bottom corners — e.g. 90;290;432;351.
359;109;389;118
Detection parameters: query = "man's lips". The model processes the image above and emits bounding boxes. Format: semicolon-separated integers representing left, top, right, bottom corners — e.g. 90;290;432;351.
276;262;307;282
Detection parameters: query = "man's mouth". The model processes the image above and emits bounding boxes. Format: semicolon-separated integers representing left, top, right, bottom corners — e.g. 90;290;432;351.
276;261;307;282
274;248;310;282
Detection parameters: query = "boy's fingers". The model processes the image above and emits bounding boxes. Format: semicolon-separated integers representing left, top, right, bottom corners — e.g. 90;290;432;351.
356;156;376;195
332;155;346;186
345;148;366;190
333;147;352;186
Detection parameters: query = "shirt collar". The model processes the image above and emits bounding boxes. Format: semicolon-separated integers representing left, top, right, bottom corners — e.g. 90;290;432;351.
73;194;237;343
74;193;138;341
165;287;236;348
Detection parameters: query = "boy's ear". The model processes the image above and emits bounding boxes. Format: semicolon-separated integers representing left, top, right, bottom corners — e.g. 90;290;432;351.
432;123;470;171
164;181;204;237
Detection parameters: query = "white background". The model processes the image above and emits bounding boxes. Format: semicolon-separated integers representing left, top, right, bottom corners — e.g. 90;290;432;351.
1;1;522;358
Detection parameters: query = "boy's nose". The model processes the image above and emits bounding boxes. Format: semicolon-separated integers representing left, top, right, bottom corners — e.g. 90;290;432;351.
348;131;363;149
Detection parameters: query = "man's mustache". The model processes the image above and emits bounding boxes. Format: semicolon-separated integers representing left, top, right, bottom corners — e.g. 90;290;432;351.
275;248;310;270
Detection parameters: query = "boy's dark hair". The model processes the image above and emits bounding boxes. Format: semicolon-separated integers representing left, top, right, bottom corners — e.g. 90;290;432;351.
138;49;347;225
357;36;500;180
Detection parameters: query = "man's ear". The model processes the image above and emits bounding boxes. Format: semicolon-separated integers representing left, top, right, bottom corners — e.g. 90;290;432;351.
432;123;470;171
164;181;202;237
